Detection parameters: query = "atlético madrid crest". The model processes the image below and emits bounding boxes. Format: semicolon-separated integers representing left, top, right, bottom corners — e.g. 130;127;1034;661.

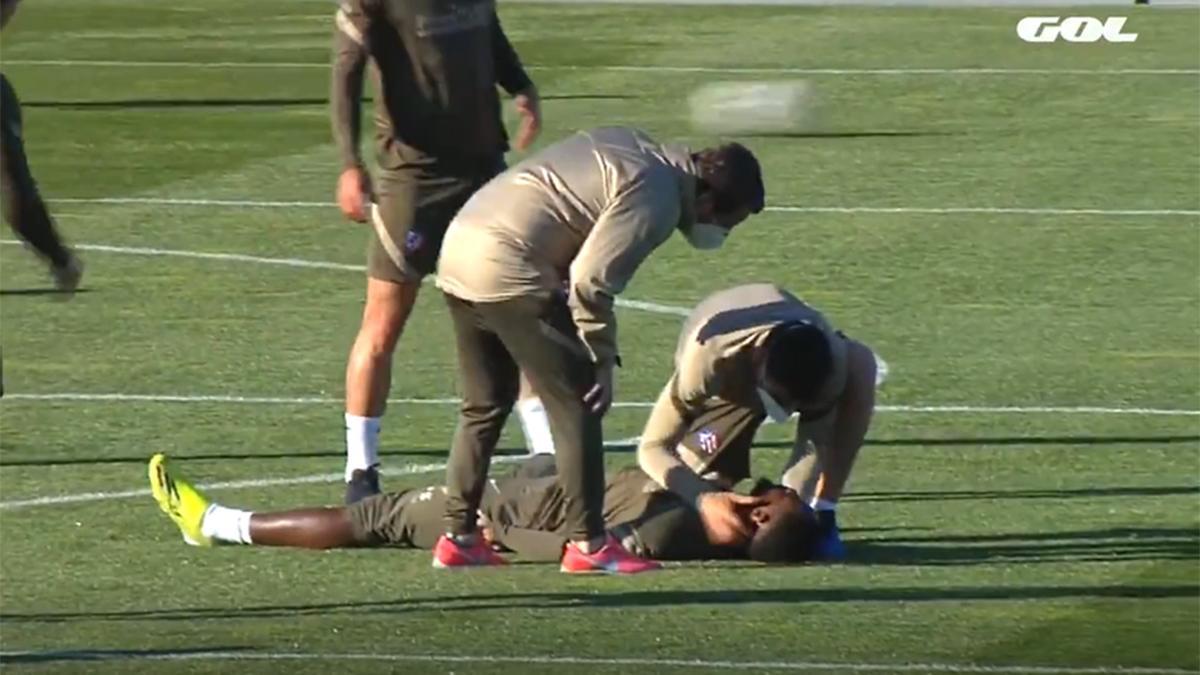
696;428;720;454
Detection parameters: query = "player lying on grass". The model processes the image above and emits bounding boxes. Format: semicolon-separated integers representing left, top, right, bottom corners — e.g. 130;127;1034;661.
148;453;819;564
637;283;878;562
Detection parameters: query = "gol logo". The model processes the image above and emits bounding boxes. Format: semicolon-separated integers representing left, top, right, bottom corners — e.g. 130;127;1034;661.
1017;17;1138;43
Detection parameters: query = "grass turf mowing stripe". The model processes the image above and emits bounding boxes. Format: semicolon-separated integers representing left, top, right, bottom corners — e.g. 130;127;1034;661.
4;393;1199;417
4;59;1199;76
0;650;1194;674
42;197;1200;217
0;441;634;510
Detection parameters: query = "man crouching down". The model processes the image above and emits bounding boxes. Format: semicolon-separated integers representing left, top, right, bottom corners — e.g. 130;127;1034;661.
148;454;818;564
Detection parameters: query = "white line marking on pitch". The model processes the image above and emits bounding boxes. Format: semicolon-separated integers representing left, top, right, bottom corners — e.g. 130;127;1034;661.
44;196;1200;217
0;240;690;317
0;441;617;511
0;650;1193;675
5;59;1199;75
4;242;1195;417
5;393;1198;417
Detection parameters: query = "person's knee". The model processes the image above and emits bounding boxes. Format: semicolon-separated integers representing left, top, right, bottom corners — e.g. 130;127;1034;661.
356;278;419;354
459;398;515;431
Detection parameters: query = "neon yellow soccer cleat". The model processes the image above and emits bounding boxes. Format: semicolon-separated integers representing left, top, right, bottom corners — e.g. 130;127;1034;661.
148;453;212;547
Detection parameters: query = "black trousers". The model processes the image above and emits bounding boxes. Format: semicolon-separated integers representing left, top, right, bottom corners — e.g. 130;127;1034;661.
441;292;605;542
1;74;70;269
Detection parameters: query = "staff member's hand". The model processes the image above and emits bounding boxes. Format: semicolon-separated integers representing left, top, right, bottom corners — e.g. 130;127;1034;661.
336;166;372;223
512;86;542;151
583;362;614;416
698;491;766;546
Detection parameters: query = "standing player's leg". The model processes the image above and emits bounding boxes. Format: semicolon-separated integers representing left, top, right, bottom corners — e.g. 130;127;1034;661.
0;74;81;293
342;165;546;500
343;275;419;501
342;172;429;503
435;294;519;567
488;295;658;574
516;373;556;455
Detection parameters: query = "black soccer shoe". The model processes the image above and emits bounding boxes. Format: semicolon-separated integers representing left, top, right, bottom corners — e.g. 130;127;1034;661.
344;466;381;505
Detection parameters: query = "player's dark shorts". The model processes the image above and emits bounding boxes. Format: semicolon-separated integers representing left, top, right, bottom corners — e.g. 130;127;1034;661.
347;486;447;549
367;156;504;283
678;398;767;484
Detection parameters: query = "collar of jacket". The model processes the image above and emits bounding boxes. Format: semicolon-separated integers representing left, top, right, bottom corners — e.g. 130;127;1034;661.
661;144;699;230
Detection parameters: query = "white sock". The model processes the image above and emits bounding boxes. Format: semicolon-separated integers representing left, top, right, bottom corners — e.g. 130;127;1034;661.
200;504;254;545
344;413;381;481
812;498;838;512
516;397;556;455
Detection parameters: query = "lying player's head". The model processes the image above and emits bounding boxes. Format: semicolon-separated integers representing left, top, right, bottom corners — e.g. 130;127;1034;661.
686;143;765;249
745;479;820;563
758;321;835;416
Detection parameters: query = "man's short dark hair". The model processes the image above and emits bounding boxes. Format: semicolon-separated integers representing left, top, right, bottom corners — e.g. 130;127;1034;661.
763;321;834;403
694;143;765;215
747;493;819;564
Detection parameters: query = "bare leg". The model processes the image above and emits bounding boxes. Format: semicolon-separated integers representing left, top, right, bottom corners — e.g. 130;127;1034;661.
248;508;359;549
343;277;422;494
345;277;421;418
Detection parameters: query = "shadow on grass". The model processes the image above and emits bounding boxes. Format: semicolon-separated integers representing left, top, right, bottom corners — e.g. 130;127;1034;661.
0;647;253;664
24;93;630;111
4;434;1196;467
0;287;92;297
0;447;532;466
747;435;1200;451
739;130;955;139
846;485;1200;503
850;527;1200;566
3;572;1196;624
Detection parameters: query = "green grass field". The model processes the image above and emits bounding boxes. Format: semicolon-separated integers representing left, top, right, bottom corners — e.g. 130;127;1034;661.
1;1;1198;672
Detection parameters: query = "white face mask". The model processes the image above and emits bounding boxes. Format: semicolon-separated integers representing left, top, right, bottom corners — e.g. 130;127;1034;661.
758;387;794;424
683;222;728;250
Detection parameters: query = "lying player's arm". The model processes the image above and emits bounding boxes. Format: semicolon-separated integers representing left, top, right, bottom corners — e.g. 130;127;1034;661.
636;375;721;509
330;0;370;170
568;170;680;371
797;339;877;502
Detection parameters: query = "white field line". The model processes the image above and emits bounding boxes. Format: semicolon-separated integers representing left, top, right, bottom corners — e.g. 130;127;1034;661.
0;650;1193;675
0;440;632;511
4;59;1199;76
5;393;1199;417
0;240;689;316
43;196;1200;218
2;240;1197;418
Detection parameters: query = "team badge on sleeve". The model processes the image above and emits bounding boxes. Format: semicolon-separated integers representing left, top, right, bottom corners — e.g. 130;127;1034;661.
696;428;720;454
